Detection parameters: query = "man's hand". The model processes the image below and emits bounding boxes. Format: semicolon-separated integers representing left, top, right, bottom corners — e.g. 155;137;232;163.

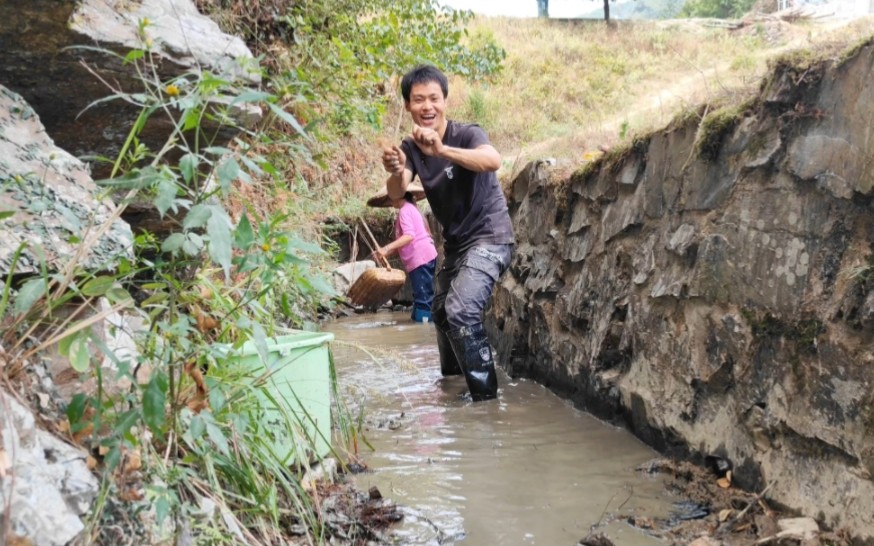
382;145;406;175
412;125;444;157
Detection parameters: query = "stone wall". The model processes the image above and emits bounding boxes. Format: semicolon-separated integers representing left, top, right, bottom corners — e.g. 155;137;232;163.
488;41;874;540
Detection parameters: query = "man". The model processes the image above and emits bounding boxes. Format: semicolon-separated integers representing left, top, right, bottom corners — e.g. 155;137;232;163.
381;64;515;401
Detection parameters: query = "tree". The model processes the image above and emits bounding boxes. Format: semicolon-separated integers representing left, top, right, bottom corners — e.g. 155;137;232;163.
584;0;614;22
537;0;549;17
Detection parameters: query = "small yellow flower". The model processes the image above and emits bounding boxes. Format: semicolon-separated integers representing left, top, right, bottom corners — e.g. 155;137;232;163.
142;18;150;26
166;84;180;97
261;243;270;252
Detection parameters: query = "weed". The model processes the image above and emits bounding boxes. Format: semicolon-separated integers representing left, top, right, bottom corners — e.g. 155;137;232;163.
3;33;355;545
694;103;748;162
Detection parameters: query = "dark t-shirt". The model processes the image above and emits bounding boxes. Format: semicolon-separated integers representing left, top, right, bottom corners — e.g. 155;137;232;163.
401;120;515;253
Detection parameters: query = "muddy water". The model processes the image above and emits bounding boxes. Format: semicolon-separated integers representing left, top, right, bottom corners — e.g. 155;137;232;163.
326;312;677;546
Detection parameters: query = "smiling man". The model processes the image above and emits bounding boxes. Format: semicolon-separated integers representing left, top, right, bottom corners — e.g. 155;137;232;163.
381;64;515;401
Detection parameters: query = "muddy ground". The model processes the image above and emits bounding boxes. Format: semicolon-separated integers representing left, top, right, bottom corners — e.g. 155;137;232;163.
580;458;850;546
314;453;848;546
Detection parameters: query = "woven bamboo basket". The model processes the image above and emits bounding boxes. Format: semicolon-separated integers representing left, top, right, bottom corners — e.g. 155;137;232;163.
346;219;406;308
347;266;406;307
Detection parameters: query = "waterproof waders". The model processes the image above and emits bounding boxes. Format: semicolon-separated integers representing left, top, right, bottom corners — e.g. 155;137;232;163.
448;323;498;401
436;327;462;376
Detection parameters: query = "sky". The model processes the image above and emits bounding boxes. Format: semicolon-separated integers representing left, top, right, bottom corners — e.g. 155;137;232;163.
440;0;599;18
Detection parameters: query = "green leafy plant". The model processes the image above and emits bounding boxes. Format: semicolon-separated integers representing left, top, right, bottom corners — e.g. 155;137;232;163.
0;22;358;544
198;0;506;135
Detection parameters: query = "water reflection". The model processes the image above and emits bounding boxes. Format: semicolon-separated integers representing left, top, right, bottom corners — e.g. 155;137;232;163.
326;312;674;546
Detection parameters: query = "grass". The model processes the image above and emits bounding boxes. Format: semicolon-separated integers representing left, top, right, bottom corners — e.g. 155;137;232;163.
445;16;874;181
452;20;767;162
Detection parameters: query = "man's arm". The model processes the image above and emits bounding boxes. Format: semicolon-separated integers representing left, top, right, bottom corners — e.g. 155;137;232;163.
437;144;501;173
386;169;413;200
383;144;413;199
412;124;501;173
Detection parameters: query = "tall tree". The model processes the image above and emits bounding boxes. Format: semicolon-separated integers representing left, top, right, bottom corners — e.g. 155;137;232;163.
537;0;549;17
602;0;610;20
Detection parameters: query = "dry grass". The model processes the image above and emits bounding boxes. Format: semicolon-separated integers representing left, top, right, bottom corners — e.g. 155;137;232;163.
443;15;874;180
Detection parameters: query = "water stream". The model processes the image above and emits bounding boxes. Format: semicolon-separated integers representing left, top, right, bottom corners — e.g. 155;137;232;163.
325;312;678;546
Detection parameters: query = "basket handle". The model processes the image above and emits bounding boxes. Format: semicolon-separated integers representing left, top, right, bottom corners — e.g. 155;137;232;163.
360;219;393;270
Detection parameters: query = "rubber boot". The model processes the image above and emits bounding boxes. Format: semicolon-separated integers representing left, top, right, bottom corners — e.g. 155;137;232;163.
448;323;498;402
436;327;462;376
412;306;432;323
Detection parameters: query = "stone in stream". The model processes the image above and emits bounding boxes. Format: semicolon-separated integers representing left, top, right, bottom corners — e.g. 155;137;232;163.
577;532;615;546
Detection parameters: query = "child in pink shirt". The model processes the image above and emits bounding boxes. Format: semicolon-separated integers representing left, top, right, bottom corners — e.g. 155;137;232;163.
373;192;438;322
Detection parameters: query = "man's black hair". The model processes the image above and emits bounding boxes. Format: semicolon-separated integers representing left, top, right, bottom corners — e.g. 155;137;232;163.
403;191;415;203
400;65;449;102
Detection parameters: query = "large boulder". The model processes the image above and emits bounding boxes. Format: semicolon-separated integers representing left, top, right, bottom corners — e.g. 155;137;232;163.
0;0;261;181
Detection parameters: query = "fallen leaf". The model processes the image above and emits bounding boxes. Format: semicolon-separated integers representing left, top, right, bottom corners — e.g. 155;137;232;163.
72;422;94;444
118;487;144;502
195;312;219;333
719;508;733;522
86;455;98;470
715;469;733;489
123;450;142;474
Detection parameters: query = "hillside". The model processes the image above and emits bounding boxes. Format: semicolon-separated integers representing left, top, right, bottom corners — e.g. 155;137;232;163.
466;14;873;178
317;13;874;230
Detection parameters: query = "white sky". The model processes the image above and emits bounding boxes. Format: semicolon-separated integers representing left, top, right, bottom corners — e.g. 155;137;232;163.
440;0;597;18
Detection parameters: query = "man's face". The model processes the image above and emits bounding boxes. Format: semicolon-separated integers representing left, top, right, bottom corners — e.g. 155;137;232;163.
405;81;447;133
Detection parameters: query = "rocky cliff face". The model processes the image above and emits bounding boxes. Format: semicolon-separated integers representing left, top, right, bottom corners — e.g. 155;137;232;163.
488;41;874;539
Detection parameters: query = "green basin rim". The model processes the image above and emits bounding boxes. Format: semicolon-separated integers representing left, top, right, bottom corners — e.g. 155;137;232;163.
221;331;334;358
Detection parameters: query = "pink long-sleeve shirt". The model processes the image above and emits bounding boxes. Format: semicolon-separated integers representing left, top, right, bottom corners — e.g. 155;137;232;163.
396;201;438;272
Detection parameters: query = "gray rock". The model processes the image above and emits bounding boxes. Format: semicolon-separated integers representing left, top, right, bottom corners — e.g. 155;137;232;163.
72;0;259;86
0;390;98;546
0;0;261;181
0;85;133;276
776;517;819;541
667;224;697;256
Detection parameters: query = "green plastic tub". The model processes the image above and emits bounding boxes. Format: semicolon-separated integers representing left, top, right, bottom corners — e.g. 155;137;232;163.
218;331;334;465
